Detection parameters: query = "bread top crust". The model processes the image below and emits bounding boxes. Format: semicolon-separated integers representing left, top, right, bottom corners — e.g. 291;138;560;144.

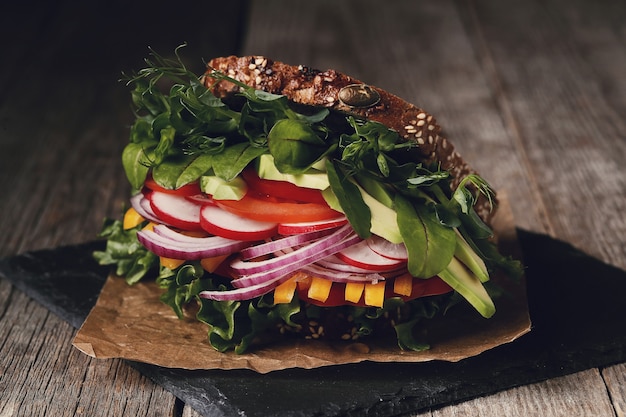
203;55;494;222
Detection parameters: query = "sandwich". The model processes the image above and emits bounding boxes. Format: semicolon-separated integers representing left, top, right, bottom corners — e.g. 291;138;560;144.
94;48;523;354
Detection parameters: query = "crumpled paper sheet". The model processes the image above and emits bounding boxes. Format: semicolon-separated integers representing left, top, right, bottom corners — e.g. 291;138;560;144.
73;194;530;374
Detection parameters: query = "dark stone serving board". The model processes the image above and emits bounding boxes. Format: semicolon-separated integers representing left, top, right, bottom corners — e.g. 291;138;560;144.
1;229;626;417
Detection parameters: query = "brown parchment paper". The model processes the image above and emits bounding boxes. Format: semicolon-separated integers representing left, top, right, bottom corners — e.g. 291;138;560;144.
73;194;531;374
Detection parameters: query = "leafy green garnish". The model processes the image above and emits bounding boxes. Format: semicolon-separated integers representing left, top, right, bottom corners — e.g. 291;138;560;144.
93;219;157;284
325;159;372;238
395;194;456;278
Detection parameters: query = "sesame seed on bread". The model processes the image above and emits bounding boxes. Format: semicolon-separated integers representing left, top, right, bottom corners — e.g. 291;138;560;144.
203;55;495;223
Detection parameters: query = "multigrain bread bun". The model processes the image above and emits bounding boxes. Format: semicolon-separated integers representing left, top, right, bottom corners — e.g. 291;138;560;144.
203;55;495;223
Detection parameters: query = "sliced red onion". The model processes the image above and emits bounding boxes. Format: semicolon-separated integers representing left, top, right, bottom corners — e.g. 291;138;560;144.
315;254;381;273
300;263;385;284
152;224;214;243
137;229;251;260
239;227;336;260
130;193;164;224
230;224;354;275
230;233;362;289
199;273;293;301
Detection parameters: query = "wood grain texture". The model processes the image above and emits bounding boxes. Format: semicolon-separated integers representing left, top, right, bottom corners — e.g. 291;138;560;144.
0;0;624;416
428;370;617;417
0;1;247;416
462;0;626;268
241;0;625;416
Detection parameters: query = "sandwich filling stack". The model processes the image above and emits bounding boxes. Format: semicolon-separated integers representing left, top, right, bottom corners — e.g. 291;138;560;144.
94;49;523;354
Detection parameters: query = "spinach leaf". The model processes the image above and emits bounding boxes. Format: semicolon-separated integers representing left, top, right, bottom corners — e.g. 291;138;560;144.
326;160;371;238
395;194;456;278
122;142;152;190
152;153;214;189
268;119;329;173
175;153;214;187
211;142;267;181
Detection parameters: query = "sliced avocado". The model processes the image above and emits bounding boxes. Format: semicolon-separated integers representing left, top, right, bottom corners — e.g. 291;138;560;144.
454;231;489;283
355;174;395;208
256;154;330;190
438;257;495;318
200;175;247;200
322;182;403;244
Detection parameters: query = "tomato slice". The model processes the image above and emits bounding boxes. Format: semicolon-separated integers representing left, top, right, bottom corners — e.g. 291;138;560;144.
241;168;327;204
215;191;342;224
144;174;201;196
296;275;453;307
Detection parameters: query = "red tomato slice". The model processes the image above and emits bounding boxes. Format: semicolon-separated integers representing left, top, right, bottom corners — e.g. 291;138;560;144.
296;275;453;307
241;168;328;204
215;192;342;224
144;174;201;196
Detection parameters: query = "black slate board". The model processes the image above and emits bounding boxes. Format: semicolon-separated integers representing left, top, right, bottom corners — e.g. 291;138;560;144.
1;230;626;417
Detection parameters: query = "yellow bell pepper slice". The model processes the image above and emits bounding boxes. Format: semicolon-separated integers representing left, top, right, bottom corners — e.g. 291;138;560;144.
142;222;156;232
160;257;185;270
364;281;386;307
344;282;365;303
307;276;333;303
200;255;229;273
393;273;413;297
273;276;299;304
123;207;145;230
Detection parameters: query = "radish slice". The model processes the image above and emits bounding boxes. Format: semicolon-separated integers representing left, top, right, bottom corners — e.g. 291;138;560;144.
277;216;348;235
239;228;336;260
366;235;409;261
336;240;406;272
148;191;202;231
200;205;278;241
137;229;250;260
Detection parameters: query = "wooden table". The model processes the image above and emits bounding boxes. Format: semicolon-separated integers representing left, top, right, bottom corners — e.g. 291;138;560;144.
1;0;625;415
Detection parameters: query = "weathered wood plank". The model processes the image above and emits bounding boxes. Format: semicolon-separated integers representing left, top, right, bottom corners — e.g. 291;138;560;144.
603;363;626;417
241;1;625;416
0;281;178;416
457;0;626;412
428;370;616;417
242;0;541;231
1;0;624;415
0;1;248;416
462;0;626;269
